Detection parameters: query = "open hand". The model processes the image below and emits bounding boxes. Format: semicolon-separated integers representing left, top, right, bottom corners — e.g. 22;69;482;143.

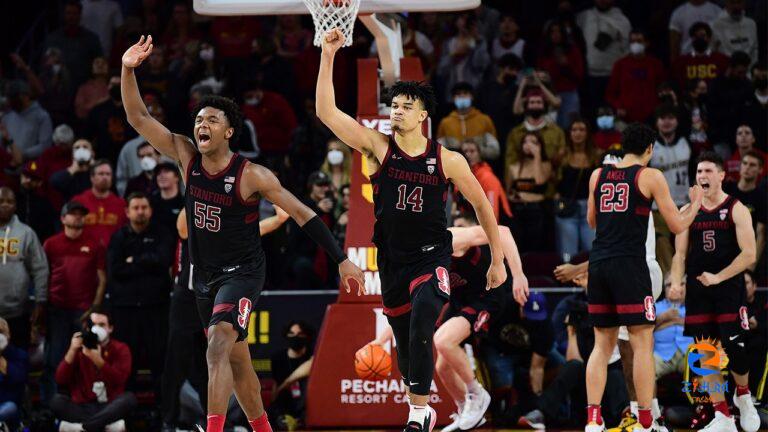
339;259;365;295
122;35;154;69
322;28;345;56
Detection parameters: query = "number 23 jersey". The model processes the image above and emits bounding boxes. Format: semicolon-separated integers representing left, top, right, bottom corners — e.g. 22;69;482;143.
590;165;653;263
370;137;451;263
185;153;264;272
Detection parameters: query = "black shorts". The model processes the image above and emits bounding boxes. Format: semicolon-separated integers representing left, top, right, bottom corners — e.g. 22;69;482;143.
438;288;506;336
684;275;749;340
378;249;451;317
193;261;266;342
587;256;656;327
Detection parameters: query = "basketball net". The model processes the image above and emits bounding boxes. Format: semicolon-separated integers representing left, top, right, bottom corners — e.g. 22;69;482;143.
303;0;361;47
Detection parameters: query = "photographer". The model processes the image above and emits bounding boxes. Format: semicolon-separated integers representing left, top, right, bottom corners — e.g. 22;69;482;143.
50;139;95;202
285;171;337;290
0;318;29;430
52;309;136;432
268;322;314;430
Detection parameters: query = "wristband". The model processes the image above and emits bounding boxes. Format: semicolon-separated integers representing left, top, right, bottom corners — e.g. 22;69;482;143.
301;215;347;264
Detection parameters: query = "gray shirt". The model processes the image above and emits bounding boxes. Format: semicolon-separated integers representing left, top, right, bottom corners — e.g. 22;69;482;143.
1;102;53;160
0;215;49;318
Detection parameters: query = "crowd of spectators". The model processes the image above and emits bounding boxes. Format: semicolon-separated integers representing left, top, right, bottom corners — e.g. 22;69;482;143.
0;0;766;430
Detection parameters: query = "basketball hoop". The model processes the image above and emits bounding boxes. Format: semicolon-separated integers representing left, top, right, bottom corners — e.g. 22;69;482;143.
303;0;361;47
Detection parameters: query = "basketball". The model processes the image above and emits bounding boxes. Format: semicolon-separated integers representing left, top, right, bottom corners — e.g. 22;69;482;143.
354;343;391;380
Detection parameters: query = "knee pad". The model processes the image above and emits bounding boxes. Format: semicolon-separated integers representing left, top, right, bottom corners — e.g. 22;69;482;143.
722;335;749;375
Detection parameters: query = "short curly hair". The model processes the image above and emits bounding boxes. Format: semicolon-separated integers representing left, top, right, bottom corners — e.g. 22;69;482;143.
387;81;437;118
190;95;243;145
621;122;657;156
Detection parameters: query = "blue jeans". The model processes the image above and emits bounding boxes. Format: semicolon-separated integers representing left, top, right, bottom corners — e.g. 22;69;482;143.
555;199;594;260
557;90;581;130
0;401;19;423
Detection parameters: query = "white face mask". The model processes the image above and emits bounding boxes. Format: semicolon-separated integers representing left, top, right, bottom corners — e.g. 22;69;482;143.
91;325;108;343
52;64;62;74
73;147;92;162
0;333;7;351
140;156;158;172
629;42;645;55
199;48;215;62
245;97;259;106
327;149;344;165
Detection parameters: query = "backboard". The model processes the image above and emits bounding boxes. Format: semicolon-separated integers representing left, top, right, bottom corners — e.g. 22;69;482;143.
193;0;480;15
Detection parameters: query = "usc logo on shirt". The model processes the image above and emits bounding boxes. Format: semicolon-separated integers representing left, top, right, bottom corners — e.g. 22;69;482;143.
84;207;119;226
0;238;20;256
685;64;718;80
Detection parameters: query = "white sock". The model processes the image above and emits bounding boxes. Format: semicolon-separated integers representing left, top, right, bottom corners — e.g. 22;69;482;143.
408;404;428;425
651;398;661;420
467;379;483;395
630;401;639;418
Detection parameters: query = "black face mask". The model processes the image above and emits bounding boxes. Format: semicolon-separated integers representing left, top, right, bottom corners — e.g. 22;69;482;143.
754;78;768;91
526;108;545;119
109;85;122;102
692;38;708;53
286;335;308;351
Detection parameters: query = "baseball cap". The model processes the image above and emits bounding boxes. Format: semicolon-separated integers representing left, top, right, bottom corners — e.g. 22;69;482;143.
523;292;548;321
307;171;331;187
154;161;178;175
21;161;43;180
61;200;89;217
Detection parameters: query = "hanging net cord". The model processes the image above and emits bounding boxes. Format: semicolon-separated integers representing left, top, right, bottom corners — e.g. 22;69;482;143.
303;0;362;47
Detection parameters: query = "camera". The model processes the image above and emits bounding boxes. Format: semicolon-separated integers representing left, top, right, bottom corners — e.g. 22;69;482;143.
82;329;99;349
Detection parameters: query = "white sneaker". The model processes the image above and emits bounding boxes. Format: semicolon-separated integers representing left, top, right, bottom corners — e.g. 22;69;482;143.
105;419;126;432
59;421;84;432
733;393;761;432
440;412;461;432
458;388;491;430
700;411;737;432
584;422;605;432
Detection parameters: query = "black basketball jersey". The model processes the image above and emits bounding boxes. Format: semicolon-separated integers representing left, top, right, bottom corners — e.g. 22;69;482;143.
371;137;451;262
590;165;653;263
687;195;741;277
450;245;509;304
184;153;264;272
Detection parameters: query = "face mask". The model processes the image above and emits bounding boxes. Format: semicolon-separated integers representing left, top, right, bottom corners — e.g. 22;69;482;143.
597;115;615;130
526;108;545;119
327;149;344;165
245;97;259;106
140;156;157;172
199;48;215;62
454;96;472;110
629;42;645;55
91;325;108;343
0;334;7;351
755;78;768;91
73;147;92;162
286;335;308;351
692;38;708;53
52;64;62;74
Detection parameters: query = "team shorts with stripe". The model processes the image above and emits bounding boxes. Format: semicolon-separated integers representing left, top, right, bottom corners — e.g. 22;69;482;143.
619;258;663;341
193;260;265;342
587;256;656;327
438;288;506;336
378;250;451;317
684;275;749;340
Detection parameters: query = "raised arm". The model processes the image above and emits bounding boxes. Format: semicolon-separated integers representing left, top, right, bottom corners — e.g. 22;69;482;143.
121;36;195;164
243;162;364;293
697;202;756;286
316;29;387;157
441;148;506;288
645;169;703;234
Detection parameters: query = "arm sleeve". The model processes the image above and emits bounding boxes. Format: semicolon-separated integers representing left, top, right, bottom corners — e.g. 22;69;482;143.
100;344;132;387
55;355;75;385
24;229;49;303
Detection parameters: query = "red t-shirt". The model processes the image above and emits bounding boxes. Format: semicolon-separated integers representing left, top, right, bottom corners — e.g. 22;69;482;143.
55;339;131;404
606;55;666;122
43;230;105;310
241;92;298;154
674;52;729;88
726;148;768;182
73;190;127;247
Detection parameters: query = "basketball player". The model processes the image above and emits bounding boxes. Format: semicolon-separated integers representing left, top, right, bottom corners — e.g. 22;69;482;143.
317;29;507;432
670;151;759;432
360;220;528;431
121;36;365;432
584;123;703;432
